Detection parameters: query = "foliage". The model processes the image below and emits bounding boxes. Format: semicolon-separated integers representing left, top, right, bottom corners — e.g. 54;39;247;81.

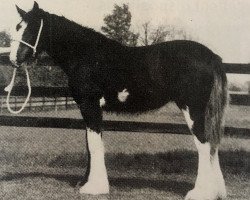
101;4;139;46
140;22;192;46
0;64;68;87
149;25;170;45
0;33;61;85
0;51;68;87
0;65;11;86
29;65;68;87
0;31;11;47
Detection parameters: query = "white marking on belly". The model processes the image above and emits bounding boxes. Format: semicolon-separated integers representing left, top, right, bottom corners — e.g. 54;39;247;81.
99;97;106;107
118;89;129;102
9;21;27;63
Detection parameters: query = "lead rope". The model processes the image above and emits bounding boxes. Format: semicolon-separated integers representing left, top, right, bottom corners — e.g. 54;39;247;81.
4;19;44;114
4;67;31;114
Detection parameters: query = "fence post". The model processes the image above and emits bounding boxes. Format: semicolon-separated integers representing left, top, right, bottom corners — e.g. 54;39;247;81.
29;97;32;111
65;96;68;110
15;97;17;110
0;96;4;114
54;97;57;112
42;97;45;111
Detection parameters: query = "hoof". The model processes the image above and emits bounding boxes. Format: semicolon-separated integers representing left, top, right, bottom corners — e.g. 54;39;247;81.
185;187;226;200
79;180;109;195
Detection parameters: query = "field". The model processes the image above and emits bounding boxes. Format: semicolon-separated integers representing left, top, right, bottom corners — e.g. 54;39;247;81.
0;103;249;199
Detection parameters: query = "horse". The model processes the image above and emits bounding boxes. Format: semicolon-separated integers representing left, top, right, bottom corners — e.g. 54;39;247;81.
9;2;227;199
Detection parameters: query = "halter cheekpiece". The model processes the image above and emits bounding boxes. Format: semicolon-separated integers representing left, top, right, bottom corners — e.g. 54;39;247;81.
14;19;44;57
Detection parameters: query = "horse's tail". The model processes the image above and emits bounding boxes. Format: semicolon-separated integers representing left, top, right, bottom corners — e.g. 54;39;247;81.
204;61;228;151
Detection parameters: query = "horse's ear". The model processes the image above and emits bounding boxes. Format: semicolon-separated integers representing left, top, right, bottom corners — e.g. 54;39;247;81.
16;5;26;18
33;1;39;10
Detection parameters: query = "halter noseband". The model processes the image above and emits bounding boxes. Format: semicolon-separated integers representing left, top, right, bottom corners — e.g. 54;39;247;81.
13;19;44;57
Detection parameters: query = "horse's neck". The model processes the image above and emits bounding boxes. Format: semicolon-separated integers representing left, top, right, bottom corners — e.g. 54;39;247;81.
47;23;80;60
43;17;82;68
44;15;126;75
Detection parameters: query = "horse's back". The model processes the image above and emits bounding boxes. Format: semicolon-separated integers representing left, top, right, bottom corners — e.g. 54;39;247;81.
121;40;225;111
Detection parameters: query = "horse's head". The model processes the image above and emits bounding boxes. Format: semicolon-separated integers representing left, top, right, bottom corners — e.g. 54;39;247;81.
10;2;44;68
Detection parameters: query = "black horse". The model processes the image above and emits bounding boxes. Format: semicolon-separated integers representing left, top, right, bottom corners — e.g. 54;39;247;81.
9;2;227;200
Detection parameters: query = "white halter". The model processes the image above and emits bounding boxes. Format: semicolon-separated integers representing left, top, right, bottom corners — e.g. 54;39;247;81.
13;19;44;57
4;19;43;114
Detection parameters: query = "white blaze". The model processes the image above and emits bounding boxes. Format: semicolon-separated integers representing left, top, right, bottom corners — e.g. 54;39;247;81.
118;89;129;102
80;128;109;195
9;21;27;63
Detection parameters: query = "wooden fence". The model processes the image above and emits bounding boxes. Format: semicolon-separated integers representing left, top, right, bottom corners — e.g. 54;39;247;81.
0;96;76;113
0;63;249;138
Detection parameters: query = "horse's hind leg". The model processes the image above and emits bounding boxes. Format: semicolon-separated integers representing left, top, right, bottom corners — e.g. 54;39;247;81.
181;106;226;200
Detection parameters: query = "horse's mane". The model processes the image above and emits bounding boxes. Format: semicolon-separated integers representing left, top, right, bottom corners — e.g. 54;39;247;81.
40;9;123;49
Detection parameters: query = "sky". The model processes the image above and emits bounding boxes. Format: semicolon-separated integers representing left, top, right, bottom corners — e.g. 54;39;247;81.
0;0;250;64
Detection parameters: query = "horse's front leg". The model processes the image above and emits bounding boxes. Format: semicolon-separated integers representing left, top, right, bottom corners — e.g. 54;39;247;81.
79;99;109;195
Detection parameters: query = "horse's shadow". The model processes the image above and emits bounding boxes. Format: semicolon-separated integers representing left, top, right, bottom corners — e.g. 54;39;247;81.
0;172;192;196
0;149;249;196
47;149;249;175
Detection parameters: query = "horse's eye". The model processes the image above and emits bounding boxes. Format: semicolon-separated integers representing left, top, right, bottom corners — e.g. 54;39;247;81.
16;24;22;31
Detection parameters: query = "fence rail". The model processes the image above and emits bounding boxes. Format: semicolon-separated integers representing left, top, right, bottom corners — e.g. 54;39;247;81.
0;96;76;113
0;115;249;139
223;63;250;74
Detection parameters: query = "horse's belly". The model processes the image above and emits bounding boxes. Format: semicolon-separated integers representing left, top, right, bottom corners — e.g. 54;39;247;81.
102;87;170;113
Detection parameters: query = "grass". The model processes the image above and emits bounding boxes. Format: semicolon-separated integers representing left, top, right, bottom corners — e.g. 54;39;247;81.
0;103;249;199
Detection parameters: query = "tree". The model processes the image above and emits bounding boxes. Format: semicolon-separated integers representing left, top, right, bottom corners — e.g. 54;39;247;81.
140;22;192;46
101;4;139;46
140;22;150;46
128;32;139;47
0;31;11;47
149;25;170;45
140;22;170;46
